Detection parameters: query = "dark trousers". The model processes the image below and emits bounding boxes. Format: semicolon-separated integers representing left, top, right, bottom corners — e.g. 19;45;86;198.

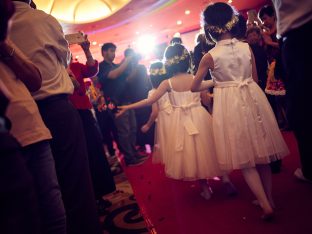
95;109;117;156
37;96;101;234
135;107;155;148
0;132;41;234
78;109;116;198
114;108;137;163
22;141;66;234
282;20;312;180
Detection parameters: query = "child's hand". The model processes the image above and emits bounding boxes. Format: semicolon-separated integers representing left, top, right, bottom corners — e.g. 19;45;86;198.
115;105;128;118
141;124;150;133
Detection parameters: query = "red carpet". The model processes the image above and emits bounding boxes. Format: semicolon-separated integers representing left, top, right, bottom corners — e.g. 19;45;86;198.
123;132;312;234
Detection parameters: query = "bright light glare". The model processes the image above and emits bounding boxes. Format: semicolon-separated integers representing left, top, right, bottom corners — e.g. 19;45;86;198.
136;35;156;55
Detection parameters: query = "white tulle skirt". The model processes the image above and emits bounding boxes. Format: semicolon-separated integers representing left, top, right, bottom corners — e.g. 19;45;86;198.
163;105;223;180
213;80;289;171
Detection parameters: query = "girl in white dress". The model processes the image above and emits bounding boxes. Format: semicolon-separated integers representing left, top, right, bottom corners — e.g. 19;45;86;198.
191;2;289;220
118;44;235;199
140;61;171;164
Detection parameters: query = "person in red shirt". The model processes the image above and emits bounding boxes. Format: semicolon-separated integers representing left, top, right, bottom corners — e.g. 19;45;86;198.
69;36;116;214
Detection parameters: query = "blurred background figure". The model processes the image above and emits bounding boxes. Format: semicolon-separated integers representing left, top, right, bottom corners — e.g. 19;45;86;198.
272;0;312;182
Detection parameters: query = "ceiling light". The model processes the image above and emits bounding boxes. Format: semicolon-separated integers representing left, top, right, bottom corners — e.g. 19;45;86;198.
185;10;190;15
228;0;233;3
177;20;182;25
35;0;131;24
92;41;97;45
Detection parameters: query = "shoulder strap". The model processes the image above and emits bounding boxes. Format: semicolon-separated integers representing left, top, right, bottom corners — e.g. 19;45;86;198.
168;79;173;90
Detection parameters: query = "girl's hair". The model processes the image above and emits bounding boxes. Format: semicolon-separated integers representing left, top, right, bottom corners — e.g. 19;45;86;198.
201;2;240;41
164;43;191;76
149;61;168;88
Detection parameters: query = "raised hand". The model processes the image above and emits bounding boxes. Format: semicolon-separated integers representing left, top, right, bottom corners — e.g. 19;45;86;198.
79;34;90;51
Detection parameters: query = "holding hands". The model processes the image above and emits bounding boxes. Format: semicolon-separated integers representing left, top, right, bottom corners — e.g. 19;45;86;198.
115;105;129;118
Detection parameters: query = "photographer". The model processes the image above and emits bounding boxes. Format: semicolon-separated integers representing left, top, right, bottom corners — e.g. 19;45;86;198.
124;48;153;151
98;43;147;166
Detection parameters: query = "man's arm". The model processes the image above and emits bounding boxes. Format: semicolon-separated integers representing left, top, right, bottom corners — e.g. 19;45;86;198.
0;40;42;92
107;57;132;79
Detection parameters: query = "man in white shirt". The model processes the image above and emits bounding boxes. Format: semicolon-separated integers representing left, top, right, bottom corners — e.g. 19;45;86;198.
272;0;312;183
9;1;102;233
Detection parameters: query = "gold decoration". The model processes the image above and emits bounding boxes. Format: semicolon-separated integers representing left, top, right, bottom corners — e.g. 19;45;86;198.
150;67;166;76
205;15;239;34
165;49;189;66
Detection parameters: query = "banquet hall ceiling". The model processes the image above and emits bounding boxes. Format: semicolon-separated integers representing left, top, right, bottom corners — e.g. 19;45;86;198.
35;0;132;24
35;0;268;60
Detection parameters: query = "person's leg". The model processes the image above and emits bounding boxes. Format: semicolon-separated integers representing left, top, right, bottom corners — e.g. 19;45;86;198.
256;164;275;208
102;111;116;156
221;174;238;196
241;167;273;216
0;133;41;234
22;141;66;234
282;21;312;181
78;110;116;199
129;109;138;152
199;179;212;200
114;110;137;164
38;98;101;234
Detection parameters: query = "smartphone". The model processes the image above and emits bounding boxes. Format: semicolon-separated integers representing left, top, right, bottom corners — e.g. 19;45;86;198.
65;32;85;45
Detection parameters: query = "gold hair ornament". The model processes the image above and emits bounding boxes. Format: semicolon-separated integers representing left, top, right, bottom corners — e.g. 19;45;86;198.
205;15;239;34
165;49;189;66
150;67;166;76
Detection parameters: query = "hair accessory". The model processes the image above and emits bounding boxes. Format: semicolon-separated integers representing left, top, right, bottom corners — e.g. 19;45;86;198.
150;66;166;76
165;49;189;66
205;14;239;34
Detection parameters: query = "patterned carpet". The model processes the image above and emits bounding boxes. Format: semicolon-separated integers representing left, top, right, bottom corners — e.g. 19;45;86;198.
100;156;149;234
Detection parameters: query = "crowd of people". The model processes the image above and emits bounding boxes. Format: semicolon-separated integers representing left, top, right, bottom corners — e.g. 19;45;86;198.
0;0;311;233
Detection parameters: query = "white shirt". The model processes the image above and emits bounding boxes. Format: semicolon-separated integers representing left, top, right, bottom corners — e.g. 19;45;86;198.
1;62;52;147
9;2;74;100
272;0;312;37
